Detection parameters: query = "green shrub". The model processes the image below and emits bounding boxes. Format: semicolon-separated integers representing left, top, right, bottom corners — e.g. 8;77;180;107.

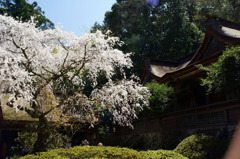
21;146;141;159
21;146;188;159
146;81;174;113
174;134;217;159
139;150;188;159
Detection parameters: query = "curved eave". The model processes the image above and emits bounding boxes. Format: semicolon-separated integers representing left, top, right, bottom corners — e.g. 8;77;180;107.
141;17;240;84
141;64;163;83
188;25;240;66
210;26;240;44
156;52;221;84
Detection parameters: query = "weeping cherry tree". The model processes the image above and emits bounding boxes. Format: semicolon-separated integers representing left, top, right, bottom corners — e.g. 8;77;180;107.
0;15;150;153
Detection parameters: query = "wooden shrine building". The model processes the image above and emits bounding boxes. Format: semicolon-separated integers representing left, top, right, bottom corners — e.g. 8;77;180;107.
113;16;240;149
141;16;240;131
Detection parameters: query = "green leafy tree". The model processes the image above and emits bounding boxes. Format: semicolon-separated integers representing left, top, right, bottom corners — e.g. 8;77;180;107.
102;0;202;75
197;0;240;23
146;81;174;113
100;0;240;76
198;46;240;98
90;22;106;33
0;0;54;29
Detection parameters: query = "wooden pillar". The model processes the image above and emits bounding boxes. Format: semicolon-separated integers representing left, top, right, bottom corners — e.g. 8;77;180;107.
204;86;211;104
159;118;164;148
144;119;146;133
0;130;1;144
195;110;198;127
0;106;3;120
224;108;229;127
226;89;230;101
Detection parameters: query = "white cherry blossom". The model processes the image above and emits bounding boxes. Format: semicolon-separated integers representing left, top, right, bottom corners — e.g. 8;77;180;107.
0;15;150;128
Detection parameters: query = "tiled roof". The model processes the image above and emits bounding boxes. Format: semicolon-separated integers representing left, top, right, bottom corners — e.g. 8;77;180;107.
142;16;240;82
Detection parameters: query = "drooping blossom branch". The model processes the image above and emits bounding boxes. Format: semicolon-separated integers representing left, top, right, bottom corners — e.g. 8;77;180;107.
0;15;150;128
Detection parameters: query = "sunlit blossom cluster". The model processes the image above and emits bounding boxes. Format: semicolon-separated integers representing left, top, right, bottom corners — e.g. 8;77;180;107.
91;77;150;128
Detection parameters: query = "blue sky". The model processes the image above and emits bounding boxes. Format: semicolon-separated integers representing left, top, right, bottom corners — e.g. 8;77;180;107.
28;0;116;36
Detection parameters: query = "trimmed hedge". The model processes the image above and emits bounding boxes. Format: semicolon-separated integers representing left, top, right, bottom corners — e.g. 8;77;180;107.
174;134;217;159
21;146;187;159
140;150;188;159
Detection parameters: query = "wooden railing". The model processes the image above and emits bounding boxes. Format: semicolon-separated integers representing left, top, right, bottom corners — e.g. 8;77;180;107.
115;99;240;135
162;99;240;130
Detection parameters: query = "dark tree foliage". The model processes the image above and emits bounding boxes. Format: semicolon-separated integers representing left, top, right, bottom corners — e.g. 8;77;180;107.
102;0;203;75
198;46;240;98
0;0;54;30
97;0;240;75
197;0;240;24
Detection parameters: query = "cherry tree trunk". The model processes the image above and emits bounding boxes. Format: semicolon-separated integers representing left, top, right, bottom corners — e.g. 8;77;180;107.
32;114;50;153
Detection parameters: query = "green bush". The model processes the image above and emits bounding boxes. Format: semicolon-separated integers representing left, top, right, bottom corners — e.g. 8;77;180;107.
21;146;141;159
140;150;188;159
21;146;188;159
145;81;173;114
174;134;217;159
